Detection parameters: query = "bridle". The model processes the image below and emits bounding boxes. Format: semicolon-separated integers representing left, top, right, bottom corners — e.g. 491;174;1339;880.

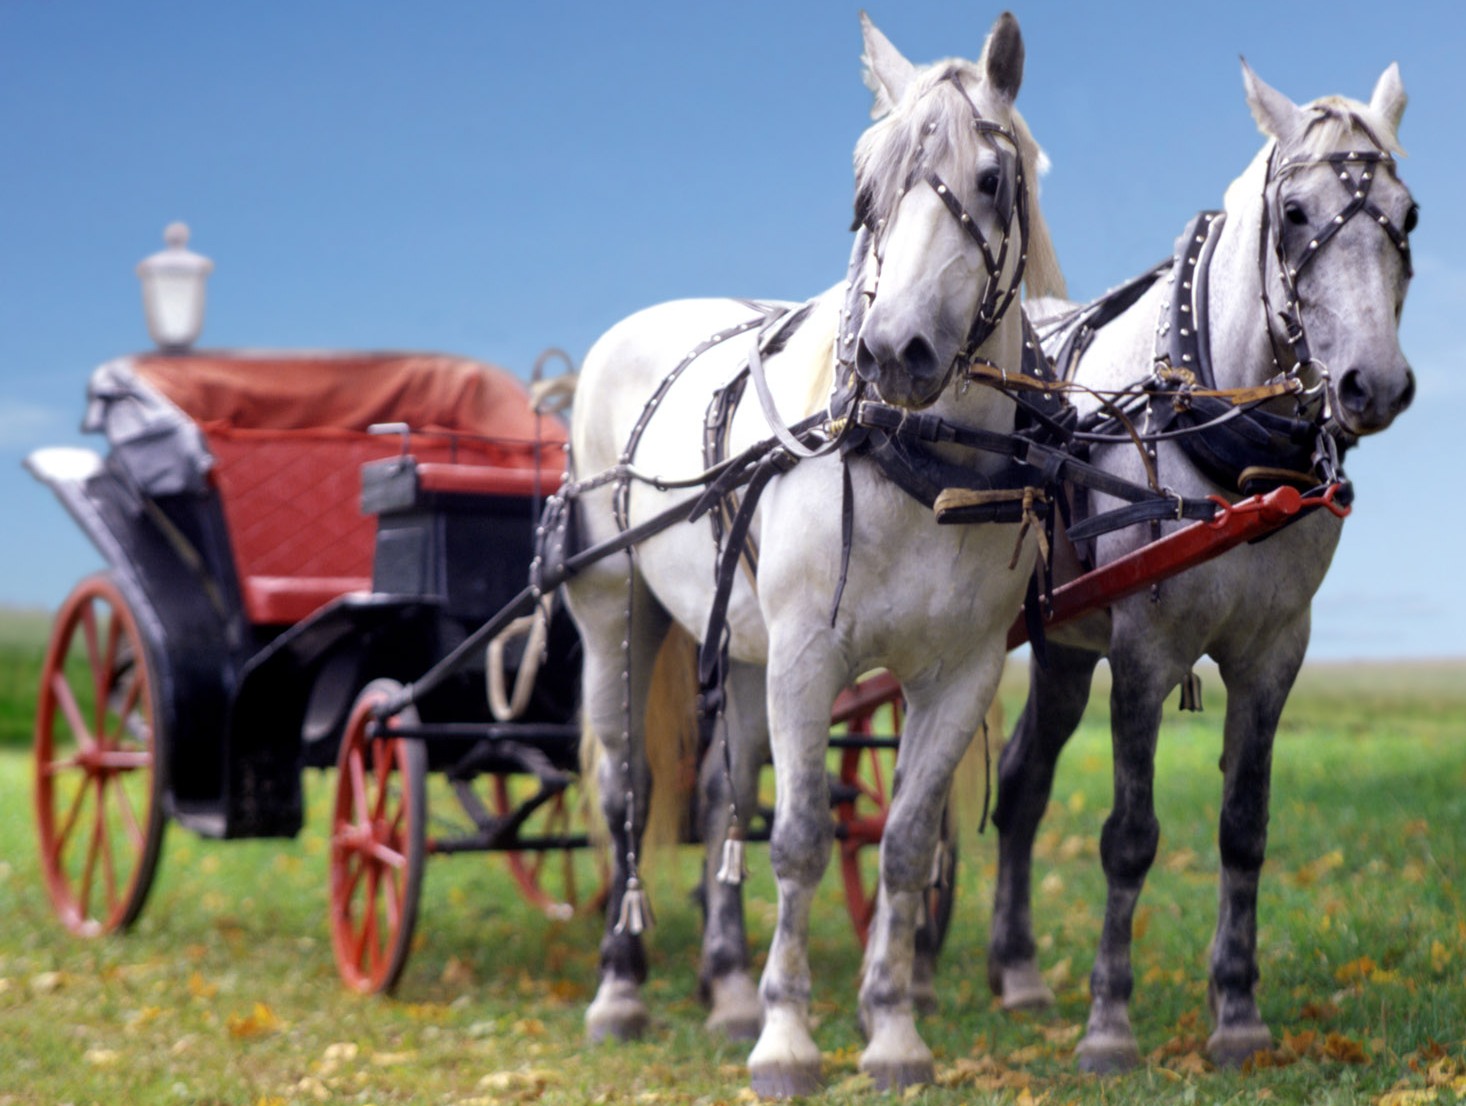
1259;123;1416;406
837;71;1032;400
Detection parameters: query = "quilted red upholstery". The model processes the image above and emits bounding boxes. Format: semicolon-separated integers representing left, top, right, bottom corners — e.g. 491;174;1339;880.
133;353;567;625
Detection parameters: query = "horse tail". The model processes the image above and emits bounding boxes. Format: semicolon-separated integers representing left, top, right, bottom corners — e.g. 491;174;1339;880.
577;622;701;871
643;623;701;854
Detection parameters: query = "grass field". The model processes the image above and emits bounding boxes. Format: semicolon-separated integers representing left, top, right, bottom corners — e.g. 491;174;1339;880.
1;604;1463;1105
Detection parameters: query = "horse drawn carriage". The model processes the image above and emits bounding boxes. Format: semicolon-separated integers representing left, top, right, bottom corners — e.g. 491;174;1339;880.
23;9;1414;1092
25;340;1339;996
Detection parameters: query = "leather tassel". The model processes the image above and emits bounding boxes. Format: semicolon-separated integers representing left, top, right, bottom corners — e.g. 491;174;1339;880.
716;832;749;886
615;876;655;935
1178;669;1204;713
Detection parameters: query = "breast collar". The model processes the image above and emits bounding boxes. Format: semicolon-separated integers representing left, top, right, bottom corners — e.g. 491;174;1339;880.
1149;209;1349;501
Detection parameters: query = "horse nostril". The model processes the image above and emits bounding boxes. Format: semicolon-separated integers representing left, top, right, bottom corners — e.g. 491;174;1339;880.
1336;368;1370;415
900;335;939;382
1396;368;1416;413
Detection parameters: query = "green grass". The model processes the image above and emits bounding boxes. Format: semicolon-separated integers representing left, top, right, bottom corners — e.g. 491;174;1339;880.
1;647;1464;1105
0;607;47;749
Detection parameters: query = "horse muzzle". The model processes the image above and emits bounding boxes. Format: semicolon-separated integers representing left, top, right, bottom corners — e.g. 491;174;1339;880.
855;332;954;409
1332;363;1416;436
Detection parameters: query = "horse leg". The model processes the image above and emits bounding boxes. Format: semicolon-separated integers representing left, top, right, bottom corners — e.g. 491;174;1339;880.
989;643;1102;1010
746;647;843;1099
1076;645;1171;1074
698;659;768;1041
1205;630;1306;1066
572;567;672;1043
859;659;1003;1091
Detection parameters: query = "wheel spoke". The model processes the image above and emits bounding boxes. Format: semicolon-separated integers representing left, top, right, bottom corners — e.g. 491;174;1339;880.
347;746;370;827
108;676;143;747
94;749;151;771
50;671;97;753
370;743;393;823
367;840;406;869
78;603;103;735
97;782;120;914
106;771;145;851
362;866;382;973
78;787;105;920
51;774;92;855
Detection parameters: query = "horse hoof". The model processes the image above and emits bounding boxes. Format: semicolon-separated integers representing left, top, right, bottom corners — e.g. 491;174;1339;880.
1076;1032;1140;1075
706;974;762;1041
999;962;1055;1012
1207;1024;1272;1068
585;981;650;1044
861;1058;935;1092
748;1063;822;1100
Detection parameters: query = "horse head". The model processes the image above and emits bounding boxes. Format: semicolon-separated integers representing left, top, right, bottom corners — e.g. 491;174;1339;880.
1240;61;1417;438
848;12;1064;409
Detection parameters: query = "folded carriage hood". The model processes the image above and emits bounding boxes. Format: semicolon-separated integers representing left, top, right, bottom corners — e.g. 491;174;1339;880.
81;356;213;497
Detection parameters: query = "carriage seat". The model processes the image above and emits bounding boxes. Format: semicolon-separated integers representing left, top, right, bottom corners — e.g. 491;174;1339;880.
129;352;567;625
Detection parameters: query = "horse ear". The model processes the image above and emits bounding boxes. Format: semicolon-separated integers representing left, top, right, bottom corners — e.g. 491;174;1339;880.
1369;62;1408;138
860;11;916;118
1241;58;1303;142
980;11;1024;103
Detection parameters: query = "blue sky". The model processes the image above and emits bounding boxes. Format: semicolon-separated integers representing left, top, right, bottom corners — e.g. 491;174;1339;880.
2;1;1461;658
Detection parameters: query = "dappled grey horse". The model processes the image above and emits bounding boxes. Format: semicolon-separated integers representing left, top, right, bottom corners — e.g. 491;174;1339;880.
986;61;1416;1071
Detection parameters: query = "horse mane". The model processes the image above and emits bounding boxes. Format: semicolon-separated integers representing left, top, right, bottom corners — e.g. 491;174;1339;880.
852;60;1066;302
1225;92;1407;216
1296;95;1406;158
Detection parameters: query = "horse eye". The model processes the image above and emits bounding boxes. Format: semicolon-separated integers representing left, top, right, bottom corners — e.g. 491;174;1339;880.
1403;203;1419;235
977;169;1001;197
1283;200;1309;226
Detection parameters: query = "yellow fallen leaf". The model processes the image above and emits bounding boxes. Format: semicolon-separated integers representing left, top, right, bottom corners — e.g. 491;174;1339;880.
1323;1032;1368;1064
227;1002;285;1039
1164;848;1198;873
828;1073;875;1095
1335;956;1377;984
84;1048;121;1066
188;971;219;999
1295;850;1345;887
1430;940;1452;973
1375;1090;1438;1106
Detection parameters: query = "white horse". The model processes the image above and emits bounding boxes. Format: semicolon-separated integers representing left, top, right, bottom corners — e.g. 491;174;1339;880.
986;62;1416;1071
563;11;1064;1096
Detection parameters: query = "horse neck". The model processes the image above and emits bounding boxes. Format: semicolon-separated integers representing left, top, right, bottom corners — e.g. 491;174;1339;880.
1201;148;1281;392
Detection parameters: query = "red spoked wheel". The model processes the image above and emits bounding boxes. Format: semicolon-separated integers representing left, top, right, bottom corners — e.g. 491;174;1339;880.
34;574;167;937
491;773;609;921
330;680;426;994
832;672;957;952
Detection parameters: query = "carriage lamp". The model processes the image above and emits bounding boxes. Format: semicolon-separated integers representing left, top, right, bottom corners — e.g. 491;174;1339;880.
136;222;213;352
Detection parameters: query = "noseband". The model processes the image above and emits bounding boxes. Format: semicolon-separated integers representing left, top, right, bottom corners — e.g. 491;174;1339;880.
837;72;1032;395
1260;132;1415;384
